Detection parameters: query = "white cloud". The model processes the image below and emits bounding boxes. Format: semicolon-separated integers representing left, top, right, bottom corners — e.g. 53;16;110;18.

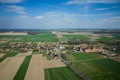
103;17;120;22
6;5;26;14
0;0;23;4
35;16;44;20
95;6;120;10
65;0;120;4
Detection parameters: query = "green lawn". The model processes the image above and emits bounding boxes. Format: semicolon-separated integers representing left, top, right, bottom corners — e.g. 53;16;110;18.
0;52;18;62
63;53;104;61
13;55;32;80
0;33;57;42
44;67;82;80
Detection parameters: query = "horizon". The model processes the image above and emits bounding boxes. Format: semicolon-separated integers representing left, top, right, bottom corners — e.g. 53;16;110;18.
0;0;120;29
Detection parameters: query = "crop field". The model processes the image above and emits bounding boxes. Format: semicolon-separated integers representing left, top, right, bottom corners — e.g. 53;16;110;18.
0;56;25;80
59;34;89;41
63;53;104;61
94;59;120;74
97;34;120;42
44;67;82;80
63;53;120;80
72;59;120;80
0;33;57;42
0;52;18;62
13;55;32;80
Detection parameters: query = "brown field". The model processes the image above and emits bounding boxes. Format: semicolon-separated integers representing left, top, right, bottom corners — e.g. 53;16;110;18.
0;56;25;80
25;54;66;80
0;54;5;58
0;32;27;35
15;51;32;57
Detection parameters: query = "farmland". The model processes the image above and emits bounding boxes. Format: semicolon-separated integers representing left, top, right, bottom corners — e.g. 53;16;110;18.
44;67;82;80
0;30;120;80
13;55;32;80
0;33;57;42
0;52;18;62
63;53;120;80
63;53;104;61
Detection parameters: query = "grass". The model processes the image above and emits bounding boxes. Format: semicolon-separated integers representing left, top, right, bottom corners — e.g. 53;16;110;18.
94;59;120;74
59;35;89;41
0;52;18;62
63;53;120;80
44;67;82;80
97;34;120;42
71;59;120;80
63;53;104;61
13;55;32;80
0;33;57;42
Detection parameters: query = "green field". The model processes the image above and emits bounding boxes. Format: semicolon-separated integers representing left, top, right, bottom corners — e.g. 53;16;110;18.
0;52;18;62
63;53;120;80
59;35;89;41
94;59;120;74
71;59;120;80
97;34;120;42
13;55;32;80
44;67;82;80
63;53;104;61
0;33;57;42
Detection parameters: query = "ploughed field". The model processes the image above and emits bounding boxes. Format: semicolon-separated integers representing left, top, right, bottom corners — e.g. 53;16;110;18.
63;53;120;80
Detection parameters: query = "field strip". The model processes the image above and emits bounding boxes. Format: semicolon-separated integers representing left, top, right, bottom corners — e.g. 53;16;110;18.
25;54;45;80
15;51;32;57
67;58;106;62
13;55;32;80
45;59;66;68
0;54;5;58
0;56;25;80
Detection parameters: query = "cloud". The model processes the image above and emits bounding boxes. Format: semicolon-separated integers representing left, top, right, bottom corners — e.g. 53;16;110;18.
65;0;120;4
5;5;26;14
95;6;120;10
103;17;120;22
35;16;44;20
0;0;23;4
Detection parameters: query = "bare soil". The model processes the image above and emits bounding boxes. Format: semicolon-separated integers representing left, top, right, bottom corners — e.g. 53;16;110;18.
0;56;25;80
25;54;66;80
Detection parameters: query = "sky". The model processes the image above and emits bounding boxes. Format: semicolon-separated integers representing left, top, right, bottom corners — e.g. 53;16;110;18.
0;0;120;29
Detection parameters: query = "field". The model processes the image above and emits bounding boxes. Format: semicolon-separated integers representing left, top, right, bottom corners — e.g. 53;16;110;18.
0;52;18;62
44;67;82;80
72;59;120;80
59;34;89;41
63;53;104;61
64;53;120;80
13;55;32;80
97;34;120;42
0;33;57;42
0;56;25;80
